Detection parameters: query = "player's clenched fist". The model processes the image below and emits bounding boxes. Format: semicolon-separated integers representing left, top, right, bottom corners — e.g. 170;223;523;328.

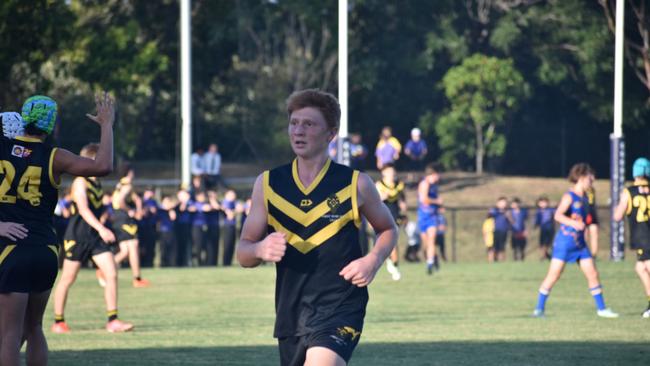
339;253;381;288
255;232;287;262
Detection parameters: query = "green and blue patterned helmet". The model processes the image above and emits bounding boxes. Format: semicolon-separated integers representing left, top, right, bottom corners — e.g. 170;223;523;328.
632;157;650;178
21;95;57;135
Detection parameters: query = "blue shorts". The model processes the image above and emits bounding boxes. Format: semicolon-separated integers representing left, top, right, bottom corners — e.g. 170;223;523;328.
417;211;438;233
551;235;592;263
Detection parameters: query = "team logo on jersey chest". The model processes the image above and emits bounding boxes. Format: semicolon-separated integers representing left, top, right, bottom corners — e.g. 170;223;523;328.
11;145;31;158
326;194;341;214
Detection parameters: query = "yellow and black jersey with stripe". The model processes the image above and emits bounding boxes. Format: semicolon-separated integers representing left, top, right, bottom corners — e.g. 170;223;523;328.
376;179;404;220
0;136;59;247
69;178;105;218
624;181;650;249
65;178;106;243
264;159;368;338
112;177;134;209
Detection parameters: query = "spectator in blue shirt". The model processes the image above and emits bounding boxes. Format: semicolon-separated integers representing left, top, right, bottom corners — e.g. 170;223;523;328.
404;127;428;173
205;190;222;266
138;188;158;268
221;190;240;266
158;196;177;267
174;189;192;267
349;133;368;171
535;196;555;261
509;197;528;261
489;197;510;262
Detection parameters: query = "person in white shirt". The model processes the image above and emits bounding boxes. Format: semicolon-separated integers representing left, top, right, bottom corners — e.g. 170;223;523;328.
203;143;226;190
190;147;205;189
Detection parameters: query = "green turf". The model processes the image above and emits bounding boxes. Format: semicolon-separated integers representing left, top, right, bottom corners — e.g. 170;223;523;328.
44;261;649;365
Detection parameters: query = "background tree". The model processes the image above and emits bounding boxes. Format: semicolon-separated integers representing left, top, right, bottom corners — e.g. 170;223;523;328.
428;54;528;174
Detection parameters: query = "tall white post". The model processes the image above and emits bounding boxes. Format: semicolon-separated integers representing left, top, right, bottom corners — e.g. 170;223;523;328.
614;0;624;138
181;0;192;186
610;0;625;261
337;0;349;165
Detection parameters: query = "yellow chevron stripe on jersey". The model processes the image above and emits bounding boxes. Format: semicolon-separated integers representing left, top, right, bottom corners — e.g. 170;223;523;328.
291;158;331;195
86;181;103;197
48;148;60;188
0;245;16;265
64;240;76;251
121;224;138;236
351;170;361;228
89;195;103;209
266;184;351;227
269;210;355;254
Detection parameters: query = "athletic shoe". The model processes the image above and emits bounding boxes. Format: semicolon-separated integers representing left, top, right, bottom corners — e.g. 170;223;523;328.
51;322;71;334
426;263;434;275
532;309;545;318
596;308;619;318
106;319;134;333
96;269;106;288
386;260;401;281
133;278;151;288
642;308;650;318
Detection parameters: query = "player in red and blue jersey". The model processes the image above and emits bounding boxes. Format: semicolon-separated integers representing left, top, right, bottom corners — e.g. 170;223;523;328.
535;196;555;260
533;163;618;318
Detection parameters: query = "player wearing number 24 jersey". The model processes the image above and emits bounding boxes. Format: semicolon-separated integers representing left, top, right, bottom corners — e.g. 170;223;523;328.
0;92;114;366
614;157;650;318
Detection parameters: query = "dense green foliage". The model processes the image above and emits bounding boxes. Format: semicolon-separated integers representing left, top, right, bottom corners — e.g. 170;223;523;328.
0;0;648;175
45;263;649;365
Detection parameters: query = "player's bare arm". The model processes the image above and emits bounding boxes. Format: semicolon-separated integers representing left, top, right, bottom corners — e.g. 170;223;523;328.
71;177;115;244
613;189;629;222
340;173;397;287
53;91;114;180
237;174;287;267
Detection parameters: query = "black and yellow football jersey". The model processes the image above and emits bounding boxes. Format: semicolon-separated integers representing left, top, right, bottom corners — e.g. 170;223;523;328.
623;180;650;250
65;178;105;242
0;135;59;247
264;159;368;338
375;179;404;220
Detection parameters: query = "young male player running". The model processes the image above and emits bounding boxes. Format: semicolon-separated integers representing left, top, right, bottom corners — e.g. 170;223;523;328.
533;163;618;318
613;157;650;318
51;143;134;334
237;89;397;366
111;165;149;287
375;163;406;280
0;92;114;365
418;164;443;275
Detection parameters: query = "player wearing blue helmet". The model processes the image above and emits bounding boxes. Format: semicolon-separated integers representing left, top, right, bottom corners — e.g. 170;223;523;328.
533;163;618;318
0;92;115;365
614;157;650;318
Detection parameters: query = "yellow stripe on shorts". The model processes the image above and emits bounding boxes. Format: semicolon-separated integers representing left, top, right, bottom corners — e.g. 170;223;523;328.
48;245;59;258
0;245;16;265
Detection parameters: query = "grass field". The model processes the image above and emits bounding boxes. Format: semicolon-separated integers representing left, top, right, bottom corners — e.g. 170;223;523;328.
44;261;649;365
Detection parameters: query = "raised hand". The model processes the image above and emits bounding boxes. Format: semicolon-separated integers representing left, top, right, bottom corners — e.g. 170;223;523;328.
0;221;28;241
255;232;287;263
86;91;115;127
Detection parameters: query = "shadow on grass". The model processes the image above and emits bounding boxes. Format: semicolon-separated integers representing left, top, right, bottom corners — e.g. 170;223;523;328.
50;341;648;366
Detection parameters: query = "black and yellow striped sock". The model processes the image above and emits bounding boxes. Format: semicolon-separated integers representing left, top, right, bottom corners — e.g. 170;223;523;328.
107;310;118;322
54;314;65;324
